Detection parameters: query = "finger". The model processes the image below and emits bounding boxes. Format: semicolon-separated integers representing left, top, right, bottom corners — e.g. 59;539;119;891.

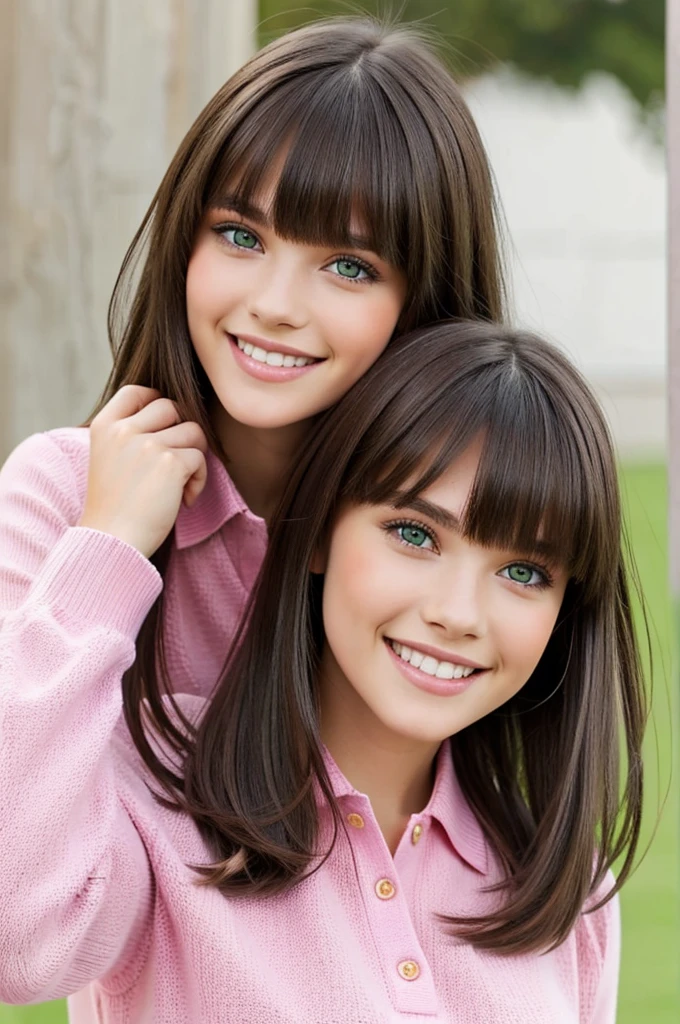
177;449;208;507
126;397;183;435
94;385;162;427
152;421;209;453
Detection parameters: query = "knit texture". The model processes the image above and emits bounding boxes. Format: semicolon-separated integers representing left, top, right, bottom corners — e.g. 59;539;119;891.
0;429;620;1023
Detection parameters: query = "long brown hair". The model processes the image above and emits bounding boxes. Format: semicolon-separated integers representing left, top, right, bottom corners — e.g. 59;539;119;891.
139;320;646;956
96;16;506;432
105;18;509;816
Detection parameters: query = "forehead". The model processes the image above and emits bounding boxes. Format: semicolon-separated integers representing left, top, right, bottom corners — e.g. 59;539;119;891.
350;430;568;567
219;148;288;220
208;164;373;250
203;91;414;267
399;439;484;519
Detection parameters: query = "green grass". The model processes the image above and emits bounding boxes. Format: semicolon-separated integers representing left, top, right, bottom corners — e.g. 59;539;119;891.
616;464;678;1022
1;463;676;1023
0;1011;66;1024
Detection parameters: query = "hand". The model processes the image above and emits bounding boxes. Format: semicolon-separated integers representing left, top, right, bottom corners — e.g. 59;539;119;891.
78;385;208;558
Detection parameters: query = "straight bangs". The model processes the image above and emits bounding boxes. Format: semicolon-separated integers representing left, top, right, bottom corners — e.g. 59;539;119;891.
338;330;620;603
205;64;434;285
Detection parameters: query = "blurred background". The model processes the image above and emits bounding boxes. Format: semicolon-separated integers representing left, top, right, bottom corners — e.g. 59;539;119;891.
0;1;675;1021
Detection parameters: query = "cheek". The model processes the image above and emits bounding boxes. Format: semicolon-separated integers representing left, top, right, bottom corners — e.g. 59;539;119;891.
328;295;402;366
501;603;561;676
324;535;403;630
327;546;381;614
186;246;225;325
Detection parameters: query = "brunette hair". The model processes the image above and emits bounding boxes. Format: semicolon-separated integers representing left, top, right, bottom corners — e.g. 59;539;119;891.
107;17;508;832
137;319;646;956
96;16;505;435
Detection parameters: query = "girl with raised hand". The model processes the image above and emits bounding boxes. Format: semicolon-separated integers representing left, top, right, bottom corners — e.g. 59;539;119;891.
0;15;504;818
0;321;645;1022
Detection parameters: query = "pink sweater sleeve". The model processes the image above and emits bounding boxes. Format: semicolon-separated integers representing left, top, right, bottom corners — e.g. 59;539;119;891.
0;433;163;1003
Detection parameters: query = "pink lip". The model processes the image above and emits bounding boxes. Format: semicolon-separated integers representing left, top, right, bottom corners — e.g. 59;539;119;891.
228;334;323;383
384;639;486;697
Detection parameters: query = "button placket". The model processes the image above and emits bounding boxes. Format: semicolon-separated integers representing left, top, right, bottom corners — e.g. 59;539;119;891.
343;799;438;1015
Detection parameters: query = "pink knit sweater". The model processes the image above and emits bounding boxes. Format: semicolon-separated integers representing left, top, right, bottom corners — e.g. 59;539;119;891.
0;429;620;1023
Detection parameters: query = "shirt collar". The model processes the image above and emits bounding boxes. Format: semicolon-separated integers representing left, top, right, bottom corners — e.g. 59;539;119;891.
320;740;488;875
174;449;263;549
427;739;488;874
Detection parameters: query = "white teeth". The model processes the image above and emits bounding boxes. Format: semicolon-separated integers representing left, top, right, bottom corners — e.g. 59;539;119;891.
235;338;314;367
420;656;439;676
389;640;476;679
435;661;455;679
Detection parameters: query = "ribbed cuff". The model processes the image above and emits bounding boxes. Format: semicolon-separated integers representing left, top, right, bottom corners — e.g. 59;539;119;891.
28;527;163;639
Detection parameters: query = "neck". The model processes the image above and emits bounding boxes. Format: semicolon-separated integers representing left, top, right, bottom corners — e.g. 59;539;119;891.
211;402;314;521
319;658;439;853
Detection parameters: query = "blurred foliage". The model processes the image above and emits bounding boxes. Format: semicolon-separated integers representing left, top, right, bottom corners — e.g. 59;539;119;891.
259;1;664;129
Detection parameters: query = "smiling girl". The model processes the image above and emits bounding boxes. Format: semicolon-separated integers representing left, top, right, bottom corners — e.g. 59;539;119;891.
0;19;504;824
0;321;645;1022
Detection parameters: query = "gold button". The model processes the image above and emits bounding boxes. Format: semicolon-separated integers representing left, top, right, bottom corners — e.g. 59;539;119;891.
375;878;396;900
347;813;365;829
411;824;423;845
397;960;420;981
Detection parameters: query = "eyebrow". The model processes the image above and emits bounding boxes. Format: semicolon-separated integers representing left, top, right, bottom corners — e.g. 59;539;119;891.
209;193;376;251
210;194;272;228
391;495;461;531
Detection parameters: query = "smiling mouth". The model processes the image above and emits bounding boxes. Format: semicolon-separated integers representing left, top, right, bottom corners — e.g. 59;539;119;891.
234;337;321;368
387;639;484;680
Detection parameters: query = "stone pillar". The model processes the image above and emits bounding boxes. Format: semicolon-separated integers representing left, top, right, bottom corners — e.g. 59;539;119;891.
0;0;257;462
670;0;680;594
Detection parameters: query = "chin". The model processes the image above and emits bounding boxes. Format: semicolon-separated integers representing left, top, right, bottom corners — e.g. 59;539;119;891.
375;711;454;747
217;398;308;431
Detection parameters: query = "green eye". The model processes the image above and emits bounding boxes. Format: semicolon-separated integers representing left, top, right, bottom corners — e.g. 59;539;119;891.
229;227;258;249
328;257;374;281
506;564;536;585
399;525;431;548
337;259;361;278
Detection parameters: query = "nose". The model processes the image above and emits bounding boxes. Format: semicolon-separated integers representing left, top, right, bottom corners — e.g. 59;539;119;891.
420;562;486;640
246;255;308;330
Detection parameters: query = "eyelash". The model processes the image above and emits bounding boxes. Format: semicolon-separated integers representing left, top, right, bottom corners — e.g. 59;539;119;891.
212;221;262;251
383;518;438;552
499;563;553;591
382;518;554;590
211;221;380;283
329;255;379;283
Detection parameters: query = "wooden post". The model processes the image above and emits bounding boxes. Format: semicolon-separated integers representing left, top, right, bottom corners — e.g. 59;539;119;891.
0;0;257;463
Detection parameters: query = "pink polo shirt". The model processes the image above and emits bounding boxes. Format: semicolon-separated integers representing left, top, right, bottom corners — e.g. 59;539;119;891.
0;428;620;1023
